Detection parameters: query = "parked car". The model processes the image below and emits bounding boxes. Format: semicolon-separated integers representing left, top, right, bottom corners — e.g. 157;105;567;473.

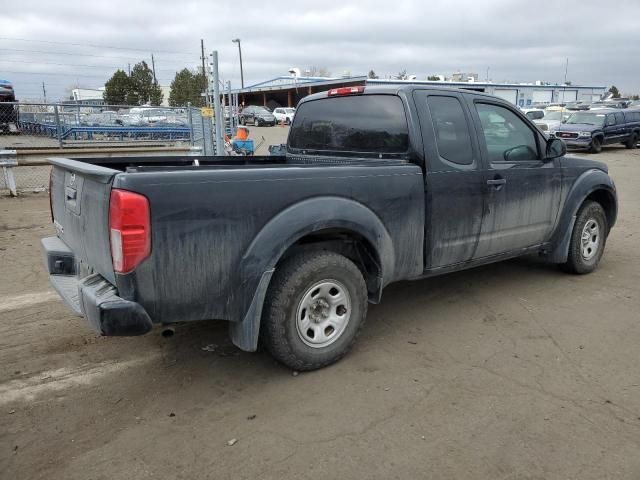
552;108;640;152
565;101;590;111
590;100;630;110
522;108;545;120
272;107;296;124
534;109;571;133
42;85;617;371
0;78;18;134
239;105;276;126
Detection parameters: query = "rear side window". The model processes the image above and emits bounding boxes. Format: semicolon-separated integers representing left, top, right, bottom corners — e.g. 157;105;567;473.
288;95;409;154
526;110;544;120
427;96;473;165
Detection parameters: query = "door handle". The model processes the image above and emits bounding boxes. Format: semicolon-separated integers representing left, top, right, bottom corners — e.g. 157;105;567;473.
65;186;77;200
487;178;506;186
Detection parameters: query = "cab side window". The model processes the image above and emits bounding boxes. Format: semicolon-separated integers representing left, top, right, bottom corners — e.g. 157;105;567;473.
475;103;539;163
427;96;474;165
614;112;625;124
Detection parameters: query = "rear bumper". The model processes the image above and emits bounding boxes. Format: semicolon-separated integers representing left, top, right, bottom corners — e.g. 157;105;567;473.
41;236;152;336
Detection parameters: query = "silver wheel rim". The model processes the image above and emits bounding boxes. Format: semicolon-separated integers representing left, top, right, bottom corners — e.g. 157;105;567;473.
295;279;351;348
581;218;600;260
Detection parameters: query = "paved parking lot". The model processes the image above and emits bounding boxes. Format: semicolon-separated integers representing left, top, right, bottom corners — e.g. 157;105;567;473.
1;146;639;479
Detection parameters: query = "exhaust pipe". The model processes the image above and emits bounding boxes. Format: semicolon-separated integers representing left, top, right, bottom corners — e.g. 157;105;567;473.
161;327;175;338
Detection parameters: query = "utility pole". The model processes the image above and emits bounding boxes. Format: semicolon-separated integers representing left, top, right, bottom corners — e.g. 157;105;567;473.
200;39;206;76
128;63;131;75
561;57;569;103
210;51;225;155
232;38;244;88
42;82;47;103
200;39;209;106
151;53;157;85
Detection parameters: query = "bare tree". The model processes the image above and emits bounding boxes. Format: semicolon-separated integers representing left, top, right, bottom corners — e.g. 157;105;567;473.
306;66;331;77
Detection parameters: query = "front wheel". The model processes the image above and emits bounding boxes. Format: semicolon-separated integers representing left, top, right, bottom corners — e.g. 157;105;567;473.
260;251;368;371
625;132;638;149
589;136;602;153
561;200;608;274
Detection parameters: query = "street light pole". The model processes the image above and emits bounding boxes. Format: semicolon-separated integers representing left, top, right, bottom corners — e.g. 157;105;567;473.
232;38;244;89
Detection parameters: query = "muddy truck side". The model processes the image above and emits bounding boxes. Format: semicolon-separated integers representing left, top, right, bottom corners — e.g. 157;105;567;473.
42;86;617;370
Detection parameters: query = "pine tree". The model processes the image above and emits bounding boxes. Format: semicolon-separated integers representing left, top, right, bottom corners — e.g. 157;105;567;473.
103;70;131;105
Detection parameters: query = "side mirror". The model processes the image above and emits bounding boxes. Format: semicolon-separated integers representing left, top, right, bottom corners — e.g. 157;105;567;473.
546;137;566;160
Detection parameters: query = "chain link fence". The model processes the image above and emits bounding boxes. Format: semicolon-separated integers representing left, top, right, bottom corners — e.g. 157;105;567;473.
0;102;219;196
0;102;207;150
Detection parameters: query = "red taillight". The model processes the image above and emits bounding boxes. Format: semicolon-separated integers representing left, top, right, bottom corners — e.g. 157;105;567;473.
327;86;365;96
109;189;151;274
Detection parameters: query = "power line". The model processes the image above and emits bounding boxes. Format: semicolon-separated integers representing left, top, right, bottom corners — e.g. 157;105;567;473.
0;58;189;74
0;36;193;55
0;47;194;62
1;69;115;78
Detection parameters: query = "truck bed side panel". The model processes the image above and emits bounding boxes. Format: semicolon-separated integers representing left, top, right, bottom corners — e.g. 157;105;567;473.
114;163;424;325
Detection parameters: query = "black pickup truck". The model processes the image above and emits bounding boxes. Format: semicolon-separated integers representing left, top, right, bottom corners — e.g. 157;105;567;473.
42;86;617;370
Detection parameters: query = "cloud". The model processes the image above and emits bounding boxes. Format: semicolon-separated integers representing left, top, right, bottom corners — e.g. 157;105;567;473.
1;0;639;100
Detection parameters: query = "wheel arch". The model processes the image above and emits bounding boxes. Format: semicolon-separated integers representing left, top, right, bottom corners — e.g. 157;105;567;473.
547;169;617;263
230;196;394;352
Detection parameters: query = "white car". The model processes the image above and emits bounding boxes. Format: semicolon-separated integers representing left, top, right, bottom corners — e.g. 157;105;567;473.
522;108;545;121
534;110;571;134
272;107;296;125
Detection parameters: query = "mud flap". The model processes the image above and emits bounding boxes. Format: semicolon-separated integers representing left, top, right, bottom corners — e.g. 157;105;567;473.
548;215;576;263
229;269;274;352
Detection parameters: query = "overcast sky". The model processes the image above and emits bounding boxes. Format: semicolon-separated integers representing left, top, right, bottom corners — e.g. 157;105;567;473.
2;0;639;101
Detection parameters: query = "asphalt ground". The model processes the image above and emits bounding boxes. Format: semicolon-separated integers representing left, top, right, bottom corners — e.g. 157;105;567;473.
1;144;639;479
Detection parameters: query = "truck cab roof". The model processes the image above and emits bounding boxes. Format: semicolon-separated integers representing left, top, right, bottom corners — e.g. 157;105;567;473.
300;85;508;104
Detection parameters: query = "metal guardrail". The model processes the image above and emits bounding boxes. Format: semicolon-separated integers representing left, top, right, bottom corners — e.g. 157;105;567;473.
0;150;18;196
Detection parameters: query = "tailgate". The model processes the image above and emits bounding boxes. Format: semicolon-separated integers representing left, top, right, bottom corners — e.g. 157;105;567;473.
49;158;119;284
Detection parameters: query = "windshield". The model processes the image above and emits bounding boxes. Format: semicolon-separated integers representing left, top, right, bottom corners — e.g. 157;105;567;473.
255;107;271;114
285;108;295;113
566;112;605;126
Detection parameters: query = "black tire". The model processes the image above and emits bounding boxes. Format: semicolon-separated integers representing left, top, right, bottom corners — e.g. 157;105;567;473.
239;116;245;126
260;251;368;371
589;136;602;153
625;132;638;149
254;118;260;127
561;200;608;274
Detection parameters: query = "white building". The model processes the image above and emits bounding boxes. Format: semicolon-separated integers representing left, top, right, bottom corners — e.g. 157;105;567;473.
367;79;606;106
70;87;105;104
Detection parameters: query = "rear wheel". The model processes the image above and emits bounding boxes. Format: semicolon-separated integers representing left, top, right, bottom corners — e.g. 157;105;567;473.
625;132;638;149
589;136;602;153
260;251;368;371
561;200;608;274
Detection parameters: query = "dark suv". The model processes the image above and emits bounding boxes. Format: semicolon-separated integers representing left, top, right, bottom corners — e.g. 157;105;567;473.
238;105;276;126
552;108;640;153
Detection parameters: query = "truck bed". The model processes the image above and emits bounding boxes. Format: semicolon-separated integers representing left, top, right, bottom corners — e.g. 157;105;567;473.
47;154;425;344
